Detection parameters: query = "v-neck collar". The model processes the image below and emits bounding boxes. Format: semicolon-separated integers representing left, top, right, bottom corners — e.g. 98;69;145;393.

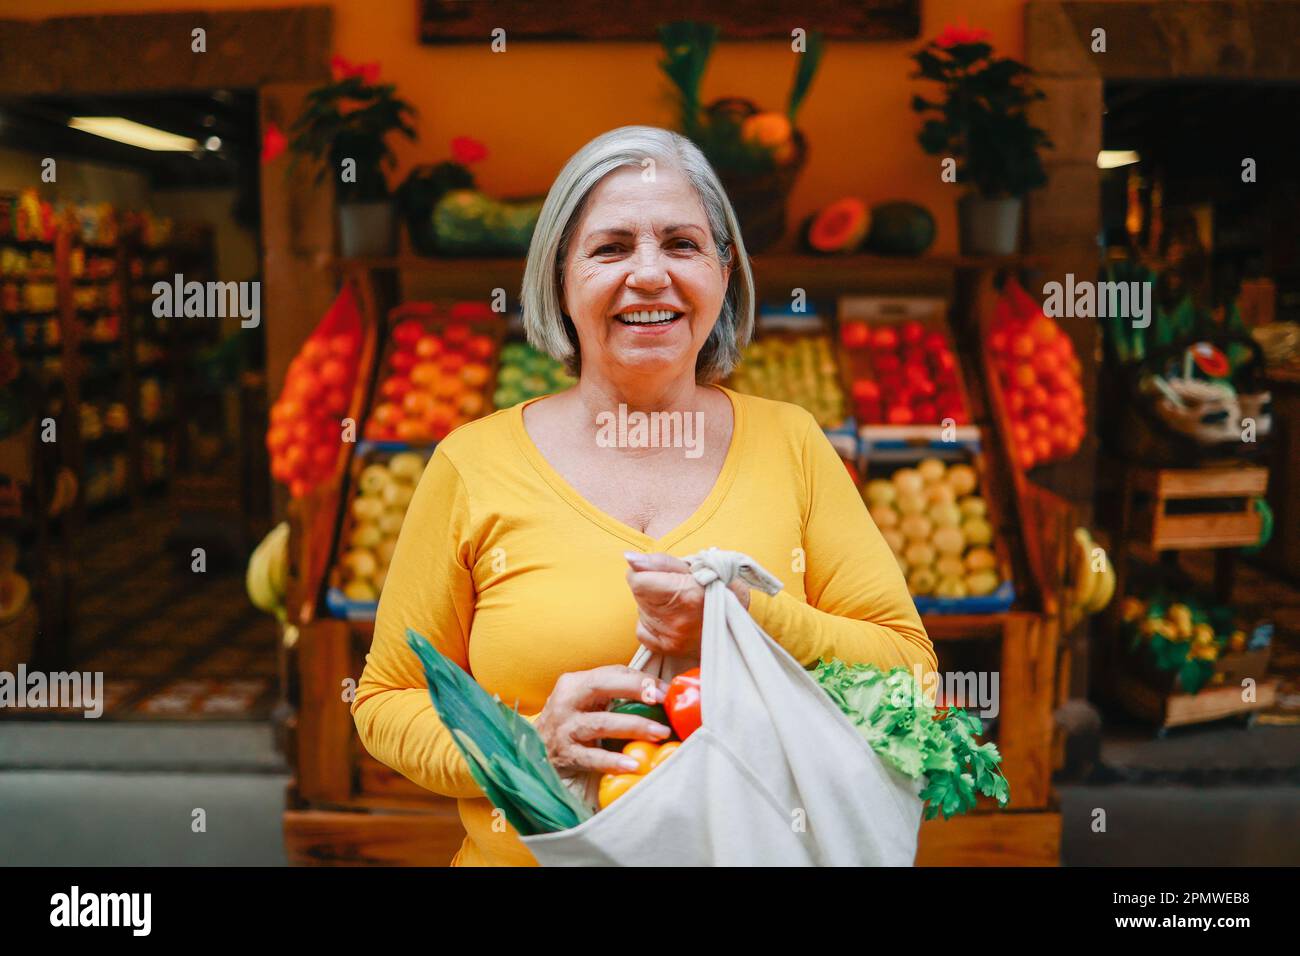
509;384;745;550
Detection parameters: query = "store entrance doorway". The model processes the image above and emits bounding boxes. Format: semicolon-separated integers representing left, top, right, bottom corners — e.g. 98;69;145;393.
0;7;334;720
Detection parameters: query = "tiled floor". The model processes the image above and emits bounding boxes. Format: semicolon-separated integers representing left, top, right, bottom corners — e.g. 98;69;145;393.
25;488;279;721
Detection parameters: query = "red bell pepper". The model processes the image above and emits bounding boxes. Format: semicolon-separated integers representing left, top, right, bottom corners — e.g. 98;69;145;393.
665;668;702;741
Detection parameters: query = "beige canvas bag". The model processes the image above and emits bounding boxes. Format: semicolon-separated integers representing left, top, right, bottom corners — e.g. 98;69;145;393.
521;548;923;866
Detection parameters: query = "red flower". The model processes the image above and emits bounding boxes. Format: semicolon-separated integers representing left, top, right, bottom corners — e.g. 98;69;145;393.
934;23;992;48
261;120;288;164
451;136;488;165
330;55;381;85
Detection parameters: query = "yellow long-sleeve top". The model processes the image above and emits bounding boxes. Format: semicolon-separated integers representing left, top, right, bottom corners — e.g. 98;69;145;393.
352;386;936;866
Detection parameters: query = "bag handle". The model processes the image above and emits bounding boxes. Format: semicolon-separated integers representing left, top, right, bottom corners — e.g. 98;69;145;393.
688;549;783;732
624;549;782;723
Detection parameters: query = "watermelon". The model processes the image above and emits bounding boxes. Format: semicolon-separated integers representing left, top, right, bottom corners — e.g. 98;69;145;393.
866;202;936;257
433;189;542;256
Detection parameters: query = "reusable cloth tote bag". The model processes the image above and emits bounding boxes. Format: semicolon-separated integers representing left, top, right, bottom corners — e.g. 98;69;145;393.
521;548;923;866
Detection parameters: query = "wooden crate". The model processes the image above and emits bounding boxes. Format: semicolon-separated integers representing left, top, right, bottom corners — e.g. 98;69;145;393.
1116;670;1278;729
1130;465;1268;551
916;809;1061;866
283;806;463;866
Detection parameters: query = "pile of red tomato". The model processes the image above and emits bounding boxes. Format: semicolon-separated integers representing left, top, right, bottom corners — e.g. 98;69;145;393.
988;277;1085;470
266;286;364;498
840;319;969;426
365;303;497;445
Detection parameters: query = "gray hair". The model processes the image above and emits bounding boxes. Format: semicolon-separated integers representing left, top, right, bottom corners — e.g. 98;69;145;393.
520;125;755;383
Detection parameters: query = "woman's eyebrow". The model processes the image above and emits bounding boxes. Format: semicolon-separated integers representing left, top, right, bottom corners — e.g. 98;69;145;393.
584;223;706;240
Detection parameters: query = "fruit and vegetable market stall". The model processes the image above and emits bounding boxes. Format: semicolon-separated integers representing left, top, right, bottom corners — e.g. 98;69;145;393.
262;255;1077;866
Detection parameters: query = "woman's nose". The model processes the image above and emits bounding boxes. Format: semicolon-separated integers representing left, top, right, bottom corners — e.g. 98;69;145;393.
626;248;669;292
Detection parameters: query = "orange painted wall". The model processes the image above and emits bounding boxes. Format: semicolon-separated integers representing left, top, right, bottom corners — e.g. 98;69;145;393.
2;0;1025;253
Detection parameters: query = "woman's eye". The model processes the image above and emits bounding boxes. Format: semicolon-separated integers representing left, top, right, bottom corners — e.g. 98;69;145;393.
593;244;623;255
669;239;699;251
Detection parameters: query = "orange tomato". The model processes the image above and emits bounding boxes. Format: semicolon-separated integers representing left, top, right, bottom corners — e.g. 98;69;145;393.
1010;333;1035;359
1027;412;1050;435
288;371;322;403
300;339;328;365
1029;315;1058;344
1012;364;1036;389
458;391;485;418
410;362;441;387
597;773;642;810
402;390;435;418
396;418;431;443
372;402;403;426
621;741;658;775
1032;435;1052;461
391;321;423;350
380;375;412;400
1032;349;1060;377
434;375;463;399
318;357;349;388
324;387;349;415
291;419;317;444
311;444;336;471
466;334;495;361
328;333;357;358
439;351;467;374
284;444;307;473
460;362;491;387
415;335;443;360
266;424;290;451
649;741;681;770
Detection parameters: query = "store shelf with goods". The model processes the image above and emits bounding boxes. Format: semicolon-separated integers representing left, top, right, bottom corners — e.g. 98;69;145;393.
1096;458;1276;732
277;256;1073;866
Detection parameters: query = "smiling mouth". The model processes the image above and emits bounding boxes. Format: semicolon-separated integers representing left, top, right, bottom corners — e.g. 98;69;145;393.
614;309;683;327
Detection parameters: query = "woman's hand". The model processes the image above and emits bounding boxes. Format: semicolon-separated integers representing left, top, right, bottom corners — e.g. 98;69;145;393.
535;666;673;775
624;552;750;658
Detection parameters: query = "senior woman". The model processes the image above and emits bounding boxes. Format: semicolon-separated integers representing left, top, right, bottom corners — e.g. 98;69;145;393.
352;125;936;866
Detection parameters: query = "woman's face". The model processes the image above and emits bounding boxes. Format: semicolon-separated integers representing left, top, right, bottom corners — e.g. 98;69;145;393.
561;164;730;384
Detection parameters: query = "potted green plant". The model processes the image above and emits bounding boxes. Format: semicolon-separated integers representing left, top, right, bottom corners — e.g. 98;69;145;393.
911;24;1051;255
659;21;824;253
289;56;417;258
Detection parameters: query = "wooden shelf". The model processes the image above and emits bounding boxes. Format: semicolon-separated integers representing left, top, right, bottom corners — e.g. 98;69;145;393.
923;613;1010;642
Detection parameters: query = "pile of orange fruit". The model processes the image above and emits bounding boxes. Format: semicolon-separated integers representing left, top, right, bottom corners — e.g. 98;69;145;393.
988;277;1085;470
267;287;363;498
364;303;497;445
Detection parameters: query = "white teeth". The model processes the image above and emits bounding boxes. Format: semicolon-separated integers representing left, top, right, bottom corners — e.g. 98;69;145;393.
618;310;680;324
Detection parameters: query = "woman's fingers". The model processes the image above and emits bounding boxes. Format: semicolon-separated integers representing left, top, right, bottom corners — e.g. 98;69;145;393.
635;620;674;654
569;711;673;745
566;665;667;708
559;742;653;775
624;551;692;574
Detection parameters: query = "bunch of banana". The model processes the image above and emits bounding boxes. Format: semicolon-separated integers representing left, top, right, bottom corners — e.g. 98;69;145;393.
246;522;290;621
1069;526;1115;615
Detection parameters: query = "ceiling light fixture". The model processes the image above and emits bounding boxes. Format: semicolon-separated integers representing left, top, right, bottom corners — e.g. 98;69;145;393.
68;116;198;152
1097;150;1140;169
